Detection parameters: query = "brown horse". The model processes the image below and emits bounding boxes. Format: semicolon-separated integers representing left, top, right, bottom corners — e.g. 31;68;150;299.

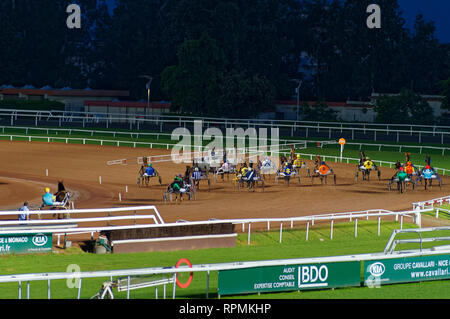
53;181;70;219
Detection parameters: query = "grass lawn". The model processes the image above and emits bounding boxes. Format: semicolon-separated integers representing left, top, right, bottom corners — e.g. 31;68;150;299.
0;220;449;299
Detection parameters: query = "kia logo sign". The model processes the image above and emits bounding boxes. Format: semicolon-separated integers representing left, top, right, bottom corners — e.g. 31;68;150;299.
369;262;385;277
32;234;48;247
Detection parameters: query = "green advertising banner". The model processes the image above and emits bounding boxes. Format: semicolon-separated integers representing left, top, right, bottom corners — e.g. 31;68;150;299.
0;233;52;254
364;254;450;287
218;261;361;296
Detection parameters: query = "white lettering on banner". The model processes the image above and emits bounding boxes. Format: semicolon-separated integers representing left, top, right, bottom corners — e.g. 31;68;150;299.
394;263;411;270
0;245;11;252
413;261;435;269
438;260;448;267
283;267;295;273
8;237;28;243
254;282;272;289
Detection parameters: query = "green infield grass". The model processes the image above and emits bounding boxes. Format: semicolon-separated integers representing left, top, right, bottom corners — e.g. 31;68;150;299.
0;220;449;299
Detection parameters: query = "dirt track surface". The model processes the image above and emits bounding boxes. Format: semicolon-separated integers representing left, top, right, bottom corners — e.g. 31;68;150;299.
1;140;449;226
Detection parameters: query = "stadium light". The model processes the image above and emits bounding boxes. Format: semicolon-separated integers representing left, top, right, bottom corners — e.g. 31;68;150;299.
291;79;303;122
139;75;153;115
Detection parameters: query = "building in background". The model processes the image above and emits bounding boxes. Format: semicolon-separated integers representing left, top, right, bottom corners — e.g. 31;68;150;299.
0;85;170;115
84;100;170;116
271;93;444;123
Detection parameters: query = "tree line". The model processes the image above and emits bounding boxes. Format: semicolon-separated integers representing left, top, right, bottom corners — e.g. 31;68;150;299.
0;0;449;122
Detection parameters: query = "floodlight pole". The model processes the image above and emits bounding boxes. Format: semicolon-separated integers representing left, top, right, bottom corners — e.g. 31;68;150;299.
291;79;303;122
140;75;153;116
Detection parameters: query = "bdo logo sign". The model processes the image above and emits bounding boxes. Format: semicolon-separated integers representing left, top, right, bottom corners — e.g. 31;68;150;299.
298;265;329;289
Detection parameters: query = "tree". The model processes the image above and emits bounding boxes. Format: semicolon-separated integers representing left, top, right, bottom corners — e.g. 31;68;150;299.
374;89;435;124
216;70;276;118
161;34;227;115
441;78;450;110
301;101;339;121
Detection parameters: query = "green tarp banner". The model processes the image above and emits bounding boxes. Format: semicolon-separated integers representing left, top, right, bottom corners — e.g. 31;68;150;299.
364;254;450;287
218;261;361;296
0;233;52;254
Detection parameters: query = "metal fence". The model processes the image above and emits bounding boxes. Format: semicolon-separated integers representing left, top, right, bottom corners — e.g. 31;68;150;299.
0;204;444;299
2;125;450;155
1;108;450;144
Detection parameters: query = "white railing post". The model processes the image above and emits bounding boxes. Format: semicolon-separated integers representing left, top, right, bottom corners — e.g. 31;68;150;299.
377;216;381;236
330;218;334;240
279;222;283;243
306;221;310;241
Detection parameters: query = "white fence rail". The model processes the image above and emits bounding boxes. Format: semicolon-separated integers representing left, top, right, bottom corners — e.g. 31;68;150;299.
1;108;450;142
3;125;450;155
0;242;447;299
2;129;449;175
412;195;450;210
0;204;445;299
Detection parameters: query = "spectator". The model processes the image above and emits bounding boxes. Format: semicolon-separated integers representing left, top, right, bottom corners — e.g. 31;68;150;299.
18;202;30;221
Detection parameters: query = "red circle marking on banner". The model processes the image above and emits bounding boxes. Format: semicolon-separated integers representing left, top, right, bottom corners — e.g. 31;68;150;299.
175;258;194;288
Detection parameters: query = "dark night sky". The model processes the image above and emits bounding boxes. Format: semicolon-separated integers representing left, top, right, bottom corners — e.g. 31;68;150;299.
398;0;450;43
105;0;450;43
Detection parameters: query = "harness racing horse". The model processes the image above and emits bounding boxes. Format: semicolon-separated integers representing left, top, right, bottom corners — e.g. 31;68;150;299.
421;166;442;190
292;156;310;178
237;166;265;192
189;166;211;191
137;165;162;187
52;181;71;219
275;161;300;186
163;177;196;204
387;170;416;193
215;161;237;182
355;157;380;181
311;158;336;185
258;157;278;181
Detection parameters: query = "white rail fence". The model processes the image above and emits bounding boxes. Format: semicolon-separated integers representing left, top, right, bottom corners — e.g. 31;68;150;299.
3;125;450;155
0;204;445;299
0;241;447;299
297;152;450;176
3;108;450;132
2;108;450;142
412;195;450;210
2;129;449;175
0;206;165;245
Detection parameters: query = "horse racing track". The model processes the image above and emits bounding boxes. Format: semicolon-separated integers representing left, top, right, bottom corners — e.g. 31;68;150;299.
0;140;449;244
